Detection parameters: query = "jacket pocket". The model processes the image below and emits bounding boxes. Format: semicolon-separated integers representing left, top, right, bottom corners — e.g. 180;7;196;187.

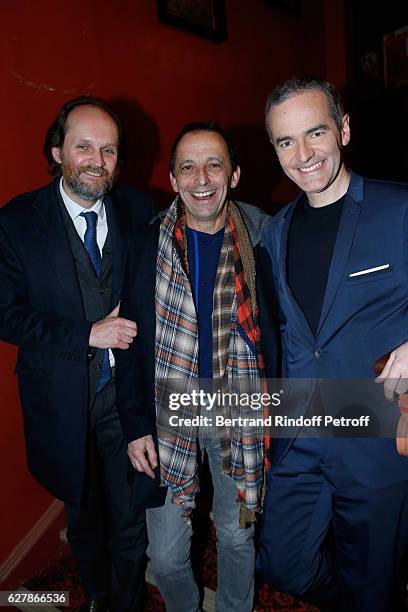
346;264;394;285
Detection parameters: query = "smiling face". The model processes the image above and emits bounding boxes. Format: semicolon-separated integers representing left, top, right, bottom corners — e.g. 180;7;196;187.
169;130;240;233
266;89;350;207
51;105;119;208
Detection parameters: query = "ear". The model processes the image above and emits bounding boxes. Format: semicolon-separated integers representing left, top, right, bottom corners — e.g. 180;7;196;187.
230;165;241;189
51;147;62;164
169;171;179;193
341;114;350;147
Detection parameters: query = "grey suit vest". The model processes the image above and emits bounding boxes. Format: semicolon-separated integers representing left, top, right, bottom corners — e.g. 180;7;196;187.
58;197;113;404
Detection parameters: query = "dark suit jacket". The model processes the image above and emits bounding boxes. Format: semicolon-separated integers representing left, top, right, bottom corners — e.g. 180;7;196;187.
263;171;408;487
115;202;279;496
0;179;154;505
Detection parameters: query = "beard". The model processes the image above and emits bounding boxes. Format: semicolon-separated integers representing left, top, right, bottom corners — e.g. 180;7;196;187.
61;159;118;202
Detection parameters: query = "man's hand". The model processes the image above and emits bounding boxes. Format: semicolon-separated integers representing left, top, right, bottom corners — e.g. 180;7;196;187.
396;414;408;457
375;340;408;400
128;435;158;479
89;303;137;349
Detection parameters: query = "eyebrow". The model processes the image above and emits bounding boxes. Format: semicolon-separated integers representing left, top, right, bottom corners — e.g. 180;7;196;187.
274;123;329;146
206;156;224;164
77;138;118;148
179;156;224;165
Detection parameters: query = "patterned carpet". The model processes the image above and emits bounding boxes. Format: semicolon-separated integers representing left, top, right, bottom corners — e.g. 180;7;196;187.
23;461;318;610
21;460;408;611
25;518;317;611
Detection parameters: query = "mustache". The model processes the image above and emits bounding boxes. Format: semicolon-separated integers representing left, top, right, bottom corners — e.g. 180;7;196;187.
78;164;109;177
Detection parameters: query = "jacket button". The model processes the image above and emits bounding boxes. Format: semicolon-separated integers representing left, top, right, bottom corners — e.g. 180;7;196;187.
314;349;322;358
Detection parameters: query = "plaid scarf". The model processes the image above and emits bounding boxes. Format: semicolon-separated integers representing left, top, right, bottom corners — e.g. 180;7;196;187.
155;197;265;521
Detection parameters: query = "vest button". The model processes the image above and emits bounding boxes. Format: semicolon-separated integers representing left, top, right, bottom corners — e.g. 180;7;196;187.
314;349;322;358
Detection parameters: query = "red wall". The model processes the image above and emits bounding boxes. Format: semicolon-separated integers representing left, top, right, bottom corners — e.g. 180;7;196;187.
1;0;337;565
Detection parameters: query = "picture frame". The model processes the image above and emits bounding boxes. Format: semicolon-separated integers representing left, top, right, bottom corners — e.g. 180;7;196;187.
383;25;408;88
263;0;301;17
157;0;226;42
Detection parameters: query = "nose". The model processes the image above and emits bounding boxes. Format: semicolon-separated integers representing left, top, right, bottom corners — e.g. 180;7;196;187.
196;167;209;185
297;138;314;163
91;148;105;167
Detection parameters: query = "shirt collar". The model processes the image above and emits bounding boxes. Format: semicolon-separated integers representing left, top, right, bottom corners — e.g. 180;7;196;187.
59;177;105;222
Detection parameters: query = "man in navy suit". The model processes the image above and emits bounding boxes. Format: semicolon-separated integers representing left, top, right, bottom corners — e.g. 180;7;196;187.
0;97;155;611
257;76;408;611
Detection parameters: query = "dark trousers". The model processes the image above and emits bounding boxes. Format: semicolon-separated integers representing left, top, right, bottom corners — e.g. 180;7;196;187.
257;438;408;612
65;380;147;611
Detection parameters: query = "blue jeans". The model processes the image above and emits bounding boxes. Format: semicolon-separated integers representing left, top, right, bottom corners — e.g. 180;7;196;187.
146;426;255;612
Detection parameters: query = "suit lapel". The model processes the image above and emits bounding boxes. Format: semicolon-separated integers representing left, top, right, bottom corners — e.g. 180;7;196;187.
316;173;363;337
32;181;84;317
105;194;130;308
279;198;315;343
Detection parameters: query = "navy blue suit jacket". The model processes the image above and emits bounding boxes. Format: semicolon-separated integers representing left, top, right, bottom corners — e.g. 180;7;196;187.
263;171;408;488
0;179;154;505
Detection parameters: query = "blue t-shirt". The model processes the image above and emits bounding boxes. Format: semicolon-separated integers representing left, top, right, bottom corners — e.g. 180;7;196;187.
186;226;224;379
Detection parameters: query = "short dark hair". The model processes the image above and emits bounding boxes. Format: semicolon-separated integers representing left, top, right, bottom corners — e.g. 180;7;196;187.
43;96;125;176
169;121;239;175
265;75;345;137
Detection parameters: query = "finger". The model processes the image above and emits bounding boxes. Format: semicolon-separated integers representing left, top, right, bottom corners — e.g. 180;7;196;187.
136;454;155;479
114;340;130;350
398;394;408;413
119;333;134;344
128;448;143;472
129;455;140;471
120;334;133;345
146;443;158;469
128;446;136;460
396;414;408;457
375;351;395;381
394;377;408;396
383;377;398;401
119;325;137;338
118;318;138;331
109;303;120;318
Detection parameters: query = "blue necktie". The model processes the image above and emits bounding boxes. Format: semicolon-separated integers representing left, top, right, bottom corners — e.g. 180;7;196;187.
80;211;111;391
81;211;101;275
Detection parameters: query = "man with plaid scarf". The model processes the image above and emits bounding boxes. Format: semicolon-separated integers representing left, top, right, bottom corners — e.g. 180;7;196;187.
116;122;276;611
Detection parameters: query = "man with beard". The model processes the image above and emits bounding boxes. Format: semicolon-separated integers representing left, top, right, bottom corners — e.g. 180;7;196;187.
0;97;155;611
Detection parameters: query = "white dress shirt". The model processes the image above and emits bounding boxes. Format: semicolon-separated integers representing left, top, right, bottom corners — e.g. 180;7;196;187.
59;178;108;253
